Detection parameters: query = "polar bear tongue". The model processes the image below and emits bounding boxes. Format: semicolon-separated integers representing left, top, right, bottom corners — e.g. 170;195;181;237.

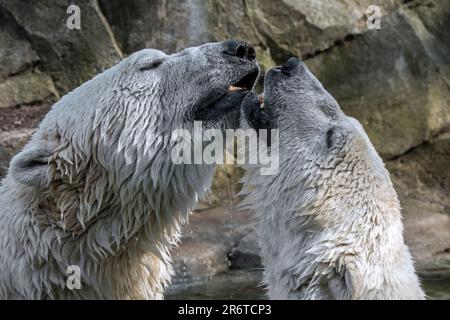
258;93;265;109
258;93;264;103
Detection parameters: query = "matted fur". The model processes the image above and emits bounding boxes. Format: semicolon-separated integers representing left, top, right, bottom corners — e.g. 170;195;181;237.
0;42;258;299
241;59;425;300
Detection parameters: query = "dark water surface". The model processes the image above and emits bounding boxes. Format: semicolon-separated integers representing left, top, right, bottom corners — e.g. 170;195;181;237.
166;271;450;300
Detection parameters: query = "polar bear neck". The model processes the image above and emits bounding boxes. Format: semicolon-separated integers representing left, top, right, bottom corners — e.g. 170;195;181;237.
242;148;425;300
0;157;215;299
259;186;422;300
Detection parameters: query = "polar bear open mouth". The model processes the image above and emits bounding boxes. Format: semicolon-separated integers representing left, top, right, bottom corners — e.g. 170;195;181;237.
227;69;259;92
192;68;259;121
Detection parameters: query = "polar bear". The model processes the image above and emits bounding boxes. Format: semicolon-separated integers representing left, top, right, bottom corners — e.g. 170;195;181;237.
0;41;259;299
240;57;425;300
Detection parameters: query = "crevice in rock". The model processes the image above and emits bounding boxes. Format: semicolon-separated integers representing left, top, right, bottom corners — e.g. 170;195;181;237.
0;3;64;98
94;0;124;59
303;33;360;61
0;4;39;78
241;0;259;42
302;0;435;62
259;31;295;64
403;0;436;10
387;129;450;161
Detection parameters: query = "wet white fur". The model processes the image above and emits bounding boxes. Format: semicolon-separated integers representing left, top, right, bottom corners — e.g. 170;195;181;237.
0;45;239;299
241;64;425;300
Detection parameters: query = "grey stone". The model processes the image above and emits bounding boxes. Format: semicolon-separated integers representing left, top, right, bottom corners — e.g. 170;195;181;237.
229;232;262;271
0;70;58;108
0;129;33;177
306;1;450;159
0;0;122;93
387;132;450;275
99;0;211;54
171;205;258;283
0;7;38;78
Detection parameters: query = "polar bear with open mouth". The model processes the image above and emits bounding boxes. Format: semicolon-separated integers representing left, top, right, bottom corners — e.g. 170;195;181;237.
241;57;425;300
0;41;259;299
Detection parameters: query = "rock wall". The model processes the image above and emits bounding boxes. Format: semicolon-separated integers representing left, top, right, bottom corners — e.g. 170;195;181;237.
0;0;449;275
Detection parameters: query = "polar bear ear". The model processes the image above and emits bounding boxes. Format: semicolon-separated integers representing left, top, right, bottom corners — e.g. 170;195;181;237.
10;145;53;188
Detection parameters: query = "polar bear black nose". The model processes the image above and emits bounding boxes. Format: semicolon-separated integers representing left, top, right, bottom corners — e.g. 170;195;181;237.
223;40;256;61
278;57;301;76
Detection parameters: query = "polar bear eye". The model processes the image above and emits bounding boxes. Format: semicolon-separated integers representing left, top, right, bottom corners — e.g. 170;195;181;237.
326;126;346;149
139;59;163;71
326;127;335;148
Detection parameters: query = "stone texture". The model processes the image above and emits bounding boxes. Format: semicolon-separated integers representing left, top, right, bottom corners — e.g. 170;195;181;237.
387;132;450;275
0;0;122;93
0;70;57;108
99;0;211;54
228;232;262;271
99;0;277;70
172;240;229;283
0;6;38;79
198;164;244;208
171;205;258;284
0;129;33;177
306;1;450;159
244;0;401;60
0;102;51;132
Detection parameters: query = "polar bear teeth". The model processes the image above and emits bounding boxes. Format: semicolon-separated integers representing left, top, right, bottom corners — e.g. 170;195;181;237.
228;85;245;92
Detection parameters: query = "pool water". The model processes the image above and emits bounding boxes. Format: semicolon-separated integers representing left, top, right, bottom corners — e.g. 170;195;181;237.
166;271;450;300
166;271;265;300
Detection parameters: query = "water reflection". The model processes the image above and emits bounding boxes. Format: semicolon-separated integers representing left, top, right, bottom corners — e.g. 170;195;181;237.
166;271;450;300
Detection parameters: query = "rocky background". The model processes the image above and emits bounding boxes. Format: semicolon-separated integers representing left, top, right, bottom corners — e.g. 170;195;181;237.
0;0;449;296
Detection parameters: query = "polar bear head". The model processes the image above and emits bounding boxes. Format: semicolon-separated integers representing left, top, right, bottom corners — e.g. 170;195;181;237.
242;57;395;227
8;41;259;232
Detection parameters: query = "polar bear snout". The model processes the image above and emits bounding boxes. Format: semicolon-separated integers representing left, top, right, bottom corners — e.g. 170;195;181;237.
222;40;256;62
189;41;259;126
272;57;302;77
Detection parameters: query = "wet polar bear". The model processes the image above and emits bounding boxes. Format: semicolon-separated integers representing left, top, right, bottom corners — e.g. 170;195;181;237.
241;57;425;299
0;41;259;299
